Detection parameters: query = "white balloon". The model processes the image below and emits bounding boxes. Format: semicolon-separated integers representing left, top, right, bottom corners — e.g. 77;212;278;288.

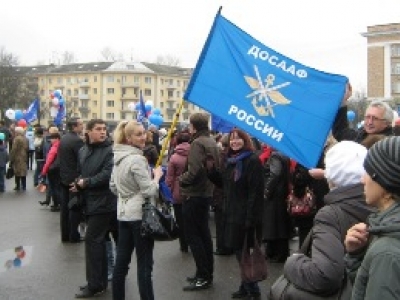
5;109;15;120
50;107;58;117
52;97;59;106
127;102;136;112
145;100;153;107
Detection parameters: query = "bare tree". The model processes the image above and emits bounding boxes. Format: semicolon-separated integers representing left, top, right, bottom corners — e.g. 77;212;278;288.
0;47;21;120
62;51;77;65
101;47;118;62
155;54;181;66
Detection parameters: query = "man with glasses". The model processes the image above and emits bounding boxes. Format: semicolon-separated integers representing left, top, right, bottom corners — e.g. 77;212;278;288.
332;83;394;144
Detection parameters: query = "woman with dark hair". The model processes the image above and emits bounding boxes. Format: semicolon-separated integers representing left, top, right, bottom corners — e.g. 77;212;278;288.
206;128;264;299
165;130;191;252
143;130;159;166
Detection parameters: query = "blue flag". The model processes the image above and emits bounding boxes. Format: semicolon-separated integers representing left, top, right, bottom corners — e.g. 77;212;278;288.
184;13;348;168
137;90;147;123
54;104;65;126
24;98;39;123
211;113;235;133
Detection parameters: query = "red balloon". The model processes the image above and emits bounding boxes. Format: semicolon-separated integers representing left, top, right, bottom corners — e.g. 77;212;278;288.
17;119;27;128
50;93;55;99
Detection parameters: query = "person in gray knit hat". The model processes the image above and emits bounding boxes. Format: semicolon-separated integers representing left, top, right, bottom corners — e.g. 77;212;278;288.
345;136;400;300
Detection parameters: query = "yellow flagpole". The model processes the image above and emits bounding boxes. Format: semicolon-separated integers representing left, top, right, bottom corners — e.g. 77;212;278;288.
155;98;185;167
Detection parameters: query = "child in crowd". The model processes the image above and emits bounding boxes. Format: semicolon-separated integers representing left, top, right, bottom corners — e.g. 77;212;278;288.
0;134;9;192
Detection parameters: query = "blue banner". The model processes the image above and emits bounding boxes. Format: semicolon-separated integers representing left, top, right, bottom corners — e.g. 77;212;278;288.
54;104;65;126
211;113;235;133
184;13;348;168
24;98;39;123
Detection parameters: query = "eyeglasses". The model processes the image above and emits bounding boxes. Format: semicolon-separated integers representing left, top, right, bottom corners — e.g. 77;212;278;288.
364;115;386;122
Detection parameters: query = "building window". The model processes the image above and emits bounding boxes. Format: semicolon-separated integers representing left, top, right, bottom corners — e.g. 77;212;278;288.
122;88;126;96
94;76;97;82
107;76;114;83
134;76;139;83
392;63;400;75
67;89;71;96
160;90;164;97
93;88;97;94
144;89;151;96
107;100;115;107
83;88;89;94
57;77;63;84
41;78;45;84
167;113;174;120
74;89;79;96
93;101;97;106
393;81;400;93
168;90;173;98
145;77;152;84
121;76;127;83
106;113;114;119
391;44;400;57
121;112;126;119
82;112;88;119
160;102;164;108
177;91;180;98
92;113;97;118
48;78;52;84
107;88;114;94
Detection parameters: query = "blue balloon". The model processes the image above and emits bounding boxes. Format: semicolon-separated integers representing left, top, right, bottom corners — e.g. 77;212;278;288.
145;104;152;113
53;90;61;98
347;110;356;122
149;114;164;126
14;110;23;121
135;102;141;111
58;98;64;106
152;108;161;116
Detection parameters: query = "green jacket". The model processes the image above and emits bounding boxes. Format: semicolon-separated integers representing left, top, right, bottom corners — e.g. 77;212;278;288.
345;202;400;300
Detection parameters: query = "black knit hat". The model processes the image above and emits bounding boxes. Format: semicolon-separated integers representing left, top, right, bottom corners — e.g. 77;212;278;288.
364;136;400;196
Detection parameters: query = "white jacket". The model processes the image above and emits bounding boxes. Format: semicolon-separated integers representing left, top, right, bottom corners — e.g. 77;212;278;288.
110;144;159;221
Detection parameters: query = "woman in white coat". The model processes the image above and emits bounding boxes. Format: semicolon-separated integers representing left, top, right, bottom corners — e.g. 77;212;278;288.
110;120;163;300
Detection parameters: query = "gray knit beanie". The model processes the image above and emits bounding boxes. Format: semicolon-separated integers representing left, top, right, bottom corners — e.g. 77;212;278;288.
364;136;400;196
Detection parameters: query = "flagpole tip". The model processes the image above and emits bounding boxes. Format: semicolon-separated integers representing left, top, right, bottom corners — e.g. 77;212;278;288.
218;6;222;14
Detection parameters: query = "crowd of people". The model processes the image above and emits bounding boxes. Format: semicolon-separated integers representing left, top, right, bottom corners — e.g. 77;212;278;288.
1;83;400;299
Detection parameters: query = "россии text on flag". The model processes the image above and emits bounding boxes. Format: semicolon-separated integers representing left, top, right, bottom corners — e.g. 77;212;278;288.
183;11;348;169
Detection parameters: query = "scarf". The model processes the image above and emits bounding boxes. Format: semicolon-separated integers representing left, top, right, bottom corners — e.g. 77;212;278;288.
226;150;253;182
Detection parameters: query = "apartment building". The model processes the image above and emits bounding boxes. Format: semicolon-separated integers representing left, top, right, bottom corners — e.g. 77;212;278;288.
362;23;400;100
22;61;200;128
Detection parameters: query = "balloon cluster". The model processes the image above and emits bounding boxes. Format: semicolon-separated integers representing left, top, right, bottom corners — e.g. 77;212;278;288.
50;89;65;118
347;110;356;122
5;109;28;128
128;100;164;127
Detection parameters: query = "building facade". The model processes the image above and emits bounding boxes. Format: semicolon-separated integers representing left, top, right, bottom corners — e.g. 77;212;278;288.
362;23;400;100
22;61;201;128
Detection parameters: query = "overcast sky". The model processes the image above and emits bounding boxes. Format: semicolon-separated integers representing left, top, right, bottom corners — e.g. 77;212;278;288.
1;0;399;91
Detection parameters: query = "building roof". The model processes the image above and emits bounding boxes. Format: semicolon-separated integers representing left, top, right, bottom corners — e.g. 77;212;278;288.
141;62;193;77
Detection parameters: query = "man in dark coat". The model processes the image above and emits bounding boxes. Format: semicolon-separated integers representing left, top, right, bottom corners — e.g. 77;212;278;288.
332;83;393;144
179;113;220;291
58;117;84;242
73;119;116;298
262;150;292;263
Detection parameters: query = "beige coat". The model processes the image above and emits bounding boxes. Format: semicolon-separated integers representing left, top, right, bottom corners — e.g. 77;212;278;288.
10;135;28;176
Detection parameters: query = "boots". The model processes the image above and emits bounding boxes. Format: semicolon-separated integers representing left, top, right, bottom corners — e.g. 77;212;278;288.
39;194;51;206
106;241;114;281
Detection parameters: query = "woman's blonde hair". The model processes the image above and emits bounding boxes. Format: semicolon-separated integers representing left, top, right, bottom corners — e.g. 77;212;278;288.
113;120;143;144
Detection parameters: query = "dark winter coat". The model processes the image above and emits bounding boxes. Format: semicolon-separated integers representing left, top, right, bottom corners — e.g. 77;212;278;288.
262;151;292;240
179;130;220;198
0;145;9;168
221;152;264;250
58;132;84;186
332;106;393;143
78;139;116;215
165;142;190;204
345;202;400;300
283;184;374;296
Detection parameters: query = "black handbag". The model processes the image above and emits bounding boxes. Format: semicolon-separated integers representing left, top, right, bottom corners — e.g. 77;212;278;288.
6;165;14;179
240;230;268;283
141;198;179;241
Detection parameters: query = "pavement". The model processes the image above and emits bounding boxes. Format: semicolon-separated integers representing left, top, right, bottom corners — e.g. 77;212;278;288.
0;171;292;300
